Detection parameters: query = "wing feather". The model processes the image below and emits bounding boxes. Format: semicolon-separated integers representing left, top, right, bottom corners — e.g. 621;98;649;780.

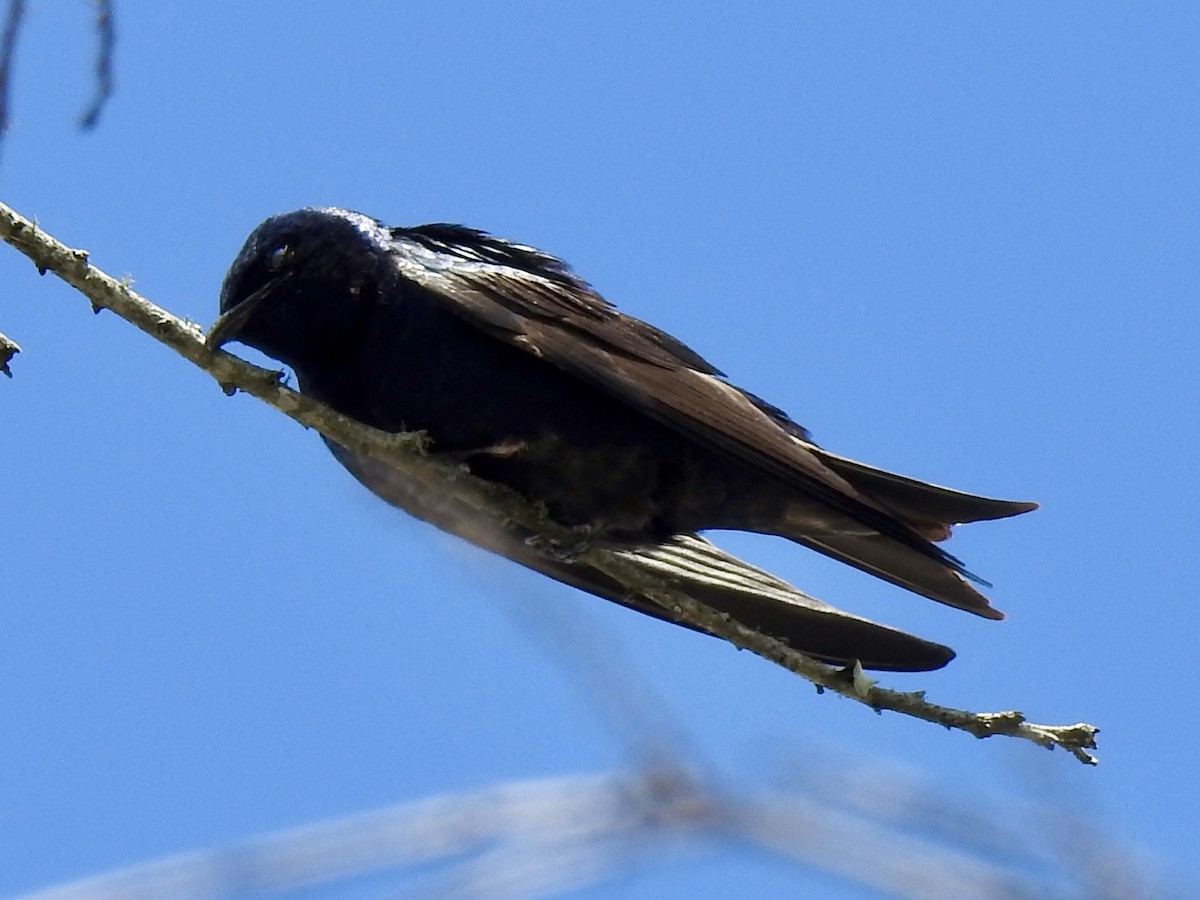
389;228;968;577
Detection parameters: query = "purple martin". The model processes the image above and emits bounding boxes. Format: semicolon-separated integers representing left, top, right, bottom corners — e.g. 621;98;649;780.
208;208;1037;672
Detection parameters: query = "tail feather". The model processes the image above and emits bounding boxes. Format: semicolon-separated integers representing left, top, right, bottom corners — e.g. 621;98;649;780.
812;446;1039;525
797;532;1005;619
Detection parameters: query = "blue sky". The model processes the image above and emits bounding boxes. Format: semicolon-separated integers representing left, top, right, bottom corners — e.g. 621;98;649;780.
3;3;1198;896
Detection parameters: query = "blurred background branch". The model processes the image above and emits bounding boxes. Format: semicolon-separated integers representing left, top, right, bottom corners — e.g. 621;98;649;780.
0;0;24;167
79;0;115;130
0;0;116;169
16;751;1163;900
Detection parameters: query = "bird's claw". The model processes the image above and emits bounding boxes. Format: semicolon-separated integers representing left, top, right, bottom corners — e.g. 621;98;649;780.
524;523;600;562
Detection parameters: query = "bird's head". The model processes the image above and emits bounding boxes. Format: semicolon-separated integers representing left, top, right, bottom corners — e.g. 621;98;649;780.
208;207;393;371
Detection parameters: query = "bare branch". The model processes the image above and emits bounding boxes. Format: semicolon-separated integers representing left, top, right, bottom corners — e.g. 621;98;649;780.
0;198;1099;765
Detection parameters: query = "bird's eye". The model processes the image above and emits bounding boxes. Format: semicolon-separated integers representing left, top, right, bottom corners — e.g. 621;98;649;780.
266;245;292;271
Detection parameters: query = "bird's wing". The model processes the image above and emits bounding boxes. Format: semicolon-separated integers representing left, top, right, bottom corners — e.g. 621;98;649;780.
389;226;918;536
387;226;1021;618
325;438;955;672
611;534;955;671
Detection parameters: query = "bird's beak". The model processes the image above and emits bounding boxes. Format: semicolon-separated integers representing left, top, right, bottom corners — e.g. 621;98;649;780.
206;273;291;349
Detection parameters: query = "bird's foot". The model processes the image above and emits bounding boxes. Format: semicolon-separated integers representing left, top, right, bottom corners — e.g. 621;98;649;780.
828;660;876;698
525;522;603;563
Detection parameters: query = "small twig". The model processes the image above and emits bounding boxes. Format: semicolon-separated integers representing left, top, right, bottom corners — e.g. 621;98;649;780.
0;326;19;375
0;199;1100;765
79;0;115;130
591;559;1098;764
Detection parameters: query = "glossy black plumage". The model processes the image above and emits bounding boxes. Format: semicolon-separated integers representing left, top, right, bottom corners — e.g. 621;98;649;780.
209;207;1037;672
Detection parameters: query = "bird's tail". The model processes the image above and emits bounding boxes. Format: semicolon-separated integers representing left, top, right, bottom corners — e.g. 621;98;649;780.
791;446;1037;619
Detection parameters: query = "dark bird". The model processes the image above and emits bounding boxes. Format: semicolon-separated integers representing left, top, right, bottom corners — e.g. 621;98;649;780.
208;207;1037;672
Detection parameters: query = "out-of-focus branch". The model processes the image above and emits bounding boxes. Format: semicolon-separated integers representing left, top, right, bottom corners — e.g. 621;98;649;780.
0;0;115;162
13;770;680;900
0;0;24;162
0;199;1099;765
79;0;115;130
14;759;1162;899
